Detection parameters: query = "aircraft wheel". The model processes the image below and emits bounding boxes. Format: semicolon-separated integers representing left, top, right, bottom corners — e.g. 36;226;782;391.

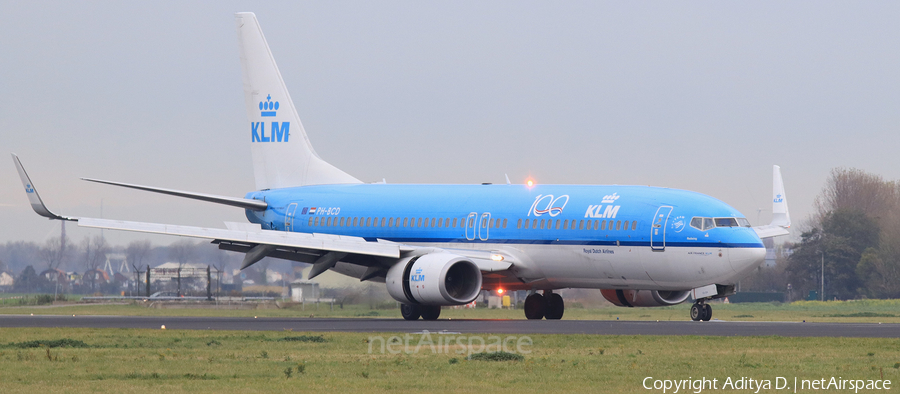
690;303;702;321
701;304;712;321
544;293;565;320
400;304;421;320
523;293;546;320
420;305;441;321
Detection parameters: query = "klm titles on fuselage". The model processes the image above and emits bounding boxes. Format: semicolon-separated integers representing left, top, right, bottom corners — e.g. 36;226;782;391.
251;94;290;142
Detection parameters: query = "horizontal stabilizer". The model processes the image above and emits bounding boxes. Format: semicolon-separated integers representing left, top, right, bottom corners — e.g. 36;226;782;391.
82;178;268;211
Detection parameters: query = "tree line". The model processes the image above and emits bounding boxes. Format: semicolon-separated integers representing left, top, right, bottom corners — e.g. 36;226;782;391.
743;168;900;300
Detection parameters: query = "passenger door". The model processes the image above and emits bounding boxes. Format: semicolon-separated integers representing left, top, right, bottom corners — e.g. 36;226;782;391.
650;206;673;251
285;203;298;231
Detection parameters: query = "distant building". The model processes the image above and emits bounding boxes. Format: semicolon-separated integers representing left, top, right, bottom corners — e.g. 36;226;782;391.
290;280;320;302
0;271;14;289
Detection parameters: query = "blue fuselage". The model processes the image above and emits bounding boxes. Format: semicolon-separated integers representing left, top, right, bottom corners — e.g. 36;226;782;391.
245;184;763;250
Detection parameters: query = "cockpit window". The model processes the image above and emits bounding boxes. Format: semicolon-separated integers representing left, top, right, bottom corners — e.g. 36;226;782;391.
715;218;739;227
690;217;716;231
691;217;748;231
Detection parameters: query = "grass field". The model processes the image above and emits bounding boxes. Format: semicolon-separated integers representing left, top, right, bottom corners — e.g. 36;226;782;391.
0;327;897;393
3;298;900;323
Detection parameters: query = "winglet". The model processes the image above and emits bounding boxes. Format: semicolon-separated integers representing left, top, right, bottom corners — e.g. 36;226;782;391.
11;154;76;221
770;165;790;228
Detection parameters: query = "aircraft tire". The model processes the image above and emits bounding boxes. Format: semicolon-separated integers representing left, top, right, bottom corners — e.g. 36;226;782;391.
544;293;565;320
420;305;441;321
401;304;422;320
690;303;702;321
524;294;546;320
701;304;712;321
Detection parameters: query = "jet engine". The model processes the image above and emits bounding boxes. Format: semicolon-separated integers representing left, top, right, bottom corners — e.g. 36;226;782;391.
386;253;482;306
600;289;691;307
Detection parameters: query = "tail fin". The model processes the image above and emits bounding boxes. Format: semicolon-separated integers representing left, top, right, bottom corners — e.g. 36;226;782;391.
235;12;360;190
770;165;790;228
753;165;790;239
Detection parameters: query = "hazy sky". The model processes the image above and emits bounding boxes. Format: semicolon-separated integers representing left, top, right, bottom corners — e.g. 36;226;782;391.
2;1;899;246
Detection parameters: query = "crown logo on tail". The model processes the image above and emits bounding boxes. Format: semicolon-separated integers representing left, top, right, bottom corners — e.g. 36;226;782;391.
259;94;279;117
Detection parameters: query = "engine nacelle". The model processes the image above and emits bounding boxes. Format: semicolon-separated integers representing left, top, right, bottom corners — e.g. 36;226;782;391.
386;253;482;306
600;289;691;307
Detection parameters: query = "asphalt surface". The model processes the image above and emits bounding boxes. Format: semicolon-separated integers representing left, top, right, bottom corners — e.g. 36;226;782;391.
1;315;897;337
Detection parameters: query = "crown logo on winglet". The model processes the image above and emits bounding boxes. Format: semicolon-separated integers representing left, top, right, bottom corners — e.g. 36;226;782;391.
259;94;279;117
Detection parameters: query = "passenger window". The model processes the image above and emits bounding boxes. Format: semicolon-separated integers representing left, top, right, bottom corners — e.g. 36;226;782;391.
380;218;385;227
524;219;530;229
578;220;584;230
631;221;637;231
563;220;568;230
539;219;545;229
326;217;331;226
517;219;522;229
616;220;621;230
555;219;560;229
431;218;435;228
503;218;507;228
531;219;537;229
437;218;443;228
600;220;606;230
308;217;313;226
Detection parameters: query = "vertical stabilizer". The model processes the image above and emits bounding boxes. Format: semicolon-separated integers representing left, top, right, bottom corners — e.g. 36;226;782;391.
771;165;790;227
235;12;361;190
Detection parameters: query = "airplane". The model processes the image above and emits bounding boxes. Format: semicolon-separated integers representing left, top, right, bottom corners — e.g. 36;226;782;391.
12;12;790;322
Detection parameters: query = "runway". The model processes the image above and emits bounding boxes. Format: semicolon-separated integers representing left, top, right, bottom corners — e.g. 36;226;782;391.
1;315;896;337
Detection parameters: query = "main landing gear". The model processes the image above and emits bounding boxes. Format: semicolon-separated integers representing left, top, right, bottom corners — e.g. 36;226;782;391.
400;304;442;320
524;290;564;320
690;301;712;321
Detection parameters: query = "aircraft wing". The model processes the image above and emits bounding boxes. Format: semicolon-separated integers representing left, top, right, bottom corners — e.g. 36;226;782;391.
13;153;512;278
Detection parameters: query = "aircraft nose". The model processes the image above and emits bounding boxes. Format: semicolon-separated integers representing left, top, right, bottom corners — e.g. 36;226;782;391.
729;246;766;277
